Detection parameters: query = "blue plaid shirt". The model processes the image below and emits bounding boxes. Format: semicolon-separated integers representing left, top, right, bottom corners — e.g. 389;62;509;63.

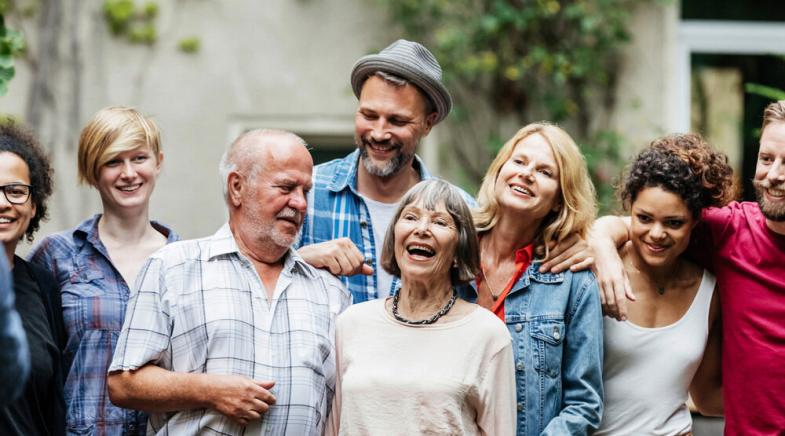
28;215;179;436
299;149;476;303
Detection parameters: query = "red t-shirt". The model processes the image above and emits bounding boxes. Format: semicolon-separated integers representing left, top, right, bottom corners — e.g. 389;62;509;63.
477;244;533;321
690;202;785;435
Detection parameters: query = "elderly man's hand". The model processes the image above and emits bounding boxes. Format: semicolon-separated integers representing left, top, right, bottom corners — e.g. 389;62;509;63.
205;374;276;426
539;233;594;273
298;238;373;276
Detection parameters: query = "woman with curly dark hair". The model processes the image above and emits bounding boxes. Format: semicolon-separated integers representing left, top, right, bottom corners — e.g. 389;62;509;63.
0;122;66;436
594;133;733;435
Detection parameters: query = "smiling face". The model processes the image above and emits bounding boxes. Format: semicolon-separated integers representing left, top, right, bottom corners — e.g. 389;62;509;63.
0;152;36;254
393;200;459;283
494;133;561;225
235;139;313;252
630;186;696;268
96;144;162;213
355;75;436;178
754;120;785;224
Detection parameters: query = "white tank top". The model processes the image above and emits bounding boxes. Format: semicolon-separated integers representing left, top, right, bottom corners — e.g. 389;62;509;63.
595;270;716;436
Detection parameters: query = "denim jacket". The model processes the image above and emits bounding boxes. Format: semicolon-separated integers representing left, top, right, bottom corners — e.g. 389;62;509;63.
458;263;604;436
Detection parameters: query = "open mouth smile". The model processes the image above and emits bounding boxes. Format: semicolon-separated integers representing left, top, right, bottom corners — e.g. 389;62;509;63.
406;243;435;259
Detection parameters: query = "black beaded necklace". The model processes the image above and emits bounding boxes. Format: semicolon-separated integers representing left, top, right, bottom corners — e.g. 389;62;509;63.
392;289;458;325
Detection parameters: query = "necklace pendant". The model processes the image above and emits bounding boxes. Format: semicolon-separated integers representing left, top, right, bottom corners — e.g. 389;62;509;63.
491;293;499;301
657;286;666;295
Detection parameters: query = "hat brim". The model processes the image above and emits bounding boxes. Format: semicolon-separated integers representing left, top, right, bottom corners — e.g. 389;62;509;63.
351;55;452;124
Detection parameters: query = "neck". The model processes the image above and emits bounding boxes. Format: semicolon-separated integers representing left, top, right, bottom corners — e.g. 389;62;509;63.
4;241;16;268
356;157;420;203
98;206;153;243
228;220;288;266
398;274;452;314
766;218;785;236
626;244;679;286
481;214;539;264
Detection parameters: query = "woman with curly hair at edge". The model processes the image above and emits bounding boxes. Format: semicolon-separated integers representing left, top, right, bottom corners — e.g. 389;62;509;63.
594;134;732;435
0;121;66;436
28;107;178;435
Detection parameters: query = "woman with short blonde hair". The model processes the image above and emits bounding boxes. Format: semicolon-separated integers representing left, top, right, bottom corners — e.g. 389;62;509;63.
29;106;178;435
458;122;604;435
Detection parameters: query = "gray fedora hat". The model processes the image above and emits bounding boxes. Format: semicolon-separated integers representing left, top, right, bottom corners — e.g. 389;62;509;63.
351;39;452;124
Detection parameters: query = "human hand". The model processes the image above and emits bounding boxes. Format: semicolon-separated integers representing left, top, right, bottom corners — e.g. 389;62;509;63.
205;374;276;426
540;233;594;273
592;239;635;321
298;238;373;276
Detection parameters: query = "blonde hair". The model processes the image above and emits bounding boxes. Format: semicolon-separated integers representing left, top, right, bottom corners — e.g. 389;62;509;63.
78;106;161;186
762;100;785;130
474;122;597;258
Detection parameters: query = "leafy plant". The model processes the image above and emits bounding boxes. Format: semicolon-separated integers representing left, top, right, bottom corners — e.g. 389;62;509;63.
178;36;200;54
103;0;158;45
0;11;25;96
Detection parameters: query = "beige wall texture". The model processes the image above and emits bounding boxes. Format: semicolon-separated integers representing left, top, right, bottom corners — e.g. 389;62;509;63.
1;1;676;248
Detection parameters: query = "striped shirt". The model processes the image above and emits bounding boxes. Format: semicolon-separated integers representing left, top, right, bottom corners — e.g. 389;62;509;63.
109;224;351;436
298;149;476;303
28;215;178;436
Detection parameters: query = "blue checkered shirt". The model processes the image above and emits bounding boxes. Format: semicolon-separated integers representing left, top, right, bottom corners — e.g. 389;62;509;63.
28;215;178;436
298;149;476;303
109;224;351;436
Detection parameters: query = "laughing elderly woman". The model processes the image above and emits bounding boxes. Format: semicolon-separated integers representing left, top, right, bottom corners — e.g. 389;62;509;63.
327;179;515;435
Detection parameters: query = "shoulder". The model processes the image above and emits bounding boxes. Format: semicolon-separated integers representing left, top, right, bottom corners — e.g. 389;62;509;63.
313;152;356;184
701;201;759;226
21;257;57;285
337;299;383;325
467;306;511;340
307;266;352;305
29;228;78;259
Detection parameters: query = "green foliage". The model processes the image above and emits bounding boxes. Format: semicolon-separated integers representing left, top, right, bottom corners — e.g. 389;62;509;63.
0;13;26;96
745;83;785;101
177;36;200;54
103;0;158;45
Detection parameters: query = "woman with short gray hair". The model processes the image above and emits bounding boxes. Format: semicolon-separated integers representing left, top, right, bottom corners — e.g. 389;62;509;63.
327;179;516;435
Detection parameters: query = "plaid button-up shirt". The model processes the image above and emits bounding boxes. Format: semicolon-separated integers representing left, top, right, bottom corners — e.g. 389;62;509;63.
109;224;350;436
298;149;476;304
28;215;178;436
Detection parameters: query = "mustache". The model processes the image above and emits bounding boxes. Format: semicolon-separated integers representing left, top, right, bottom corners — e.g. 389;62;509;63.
358;134;403;150
753;178;785;190
276;207;302;223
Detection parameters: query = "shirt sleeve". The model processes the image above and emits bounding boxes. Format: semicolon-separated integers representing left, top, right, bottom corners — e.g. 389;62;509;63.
109;256;173;372
0;254;29;403
542;271;604;435
687;206;736;270
476;342;516;436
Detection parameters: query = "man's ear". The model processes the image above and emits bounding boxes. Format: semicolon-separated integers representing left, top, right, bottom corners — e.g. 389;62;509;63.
227;172;244;207
422;111;439;135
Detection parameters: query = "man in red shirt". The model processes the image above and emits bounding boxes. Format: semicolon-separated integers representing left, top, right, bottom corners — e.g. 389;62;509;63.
587;101;785;435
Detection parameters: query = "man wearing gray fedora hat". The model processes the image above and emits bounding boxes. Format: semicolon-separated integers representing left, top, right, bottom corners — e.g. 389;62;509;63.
298;39;474;304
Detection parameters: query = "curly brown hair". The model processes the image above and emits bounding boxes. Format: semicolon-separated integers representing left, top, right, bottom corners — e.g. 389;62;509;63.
0;121;54;242
621;133;736;218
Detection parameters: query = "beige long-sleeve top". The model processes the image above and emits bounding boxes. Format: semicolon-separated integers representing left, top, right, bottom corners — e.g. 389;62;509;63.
327;299;516;436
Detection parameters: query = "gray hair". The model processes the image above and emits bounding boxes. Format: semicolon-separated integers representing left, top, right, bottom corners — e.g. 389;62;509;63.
372;71;436;116
219;129;307;201
380;179;480;285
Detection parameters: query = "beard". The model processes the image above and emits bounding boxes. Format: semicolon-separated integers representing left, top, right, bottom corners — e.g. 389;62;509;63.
245;195;303;249
356;134;415;178
754;178;785;222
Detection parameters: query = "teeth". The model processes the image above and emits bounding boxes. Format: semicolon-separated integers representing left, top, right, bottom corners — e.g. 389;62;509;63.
511;186;533;196
406;244;435;257
118;185;140;192
768;189;785;198
0;218;11;223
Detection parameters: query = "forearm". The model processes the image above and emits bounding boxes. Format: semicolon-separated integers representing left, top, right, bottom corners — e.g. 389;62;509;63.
108;364;213;413
590;216;630;249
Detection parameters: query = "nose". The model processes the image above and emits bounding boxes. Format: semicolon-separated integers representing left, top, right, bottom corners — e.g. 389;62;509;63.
649;222;666;241
288;188;307;213
0;191;11;209
120;161;136;179
369;119;391;142
413;217;430;234
519;162;536;180
768;158;785;183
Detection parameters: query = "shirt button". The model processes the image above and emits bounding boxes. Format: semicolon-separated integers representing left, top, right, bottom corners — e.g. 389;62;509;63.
360;220;368;228
517;403;523;412
516;361;524;371
514;323;523;332
553;329;561;341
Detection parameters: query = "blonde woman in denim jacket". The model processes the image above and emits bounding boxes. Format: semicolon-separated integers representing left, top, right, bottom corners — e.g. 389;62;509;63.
458;122;604;435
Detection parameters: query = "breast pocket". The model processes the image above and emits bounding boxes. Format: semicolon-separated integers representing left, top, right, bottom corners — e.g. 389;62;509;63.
530;319;565;378
64;267;127;333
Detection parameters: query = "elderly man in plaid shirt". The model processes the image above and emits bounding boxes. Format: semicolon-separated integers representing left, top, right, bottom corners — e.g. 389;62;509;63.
107;129;350;435
298;39;475;304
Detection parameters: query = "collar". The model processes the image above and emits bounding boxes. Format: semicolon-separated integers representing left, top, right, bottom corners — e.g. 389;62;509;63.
326;149;432;193
206;223;316;279
72;214;178;251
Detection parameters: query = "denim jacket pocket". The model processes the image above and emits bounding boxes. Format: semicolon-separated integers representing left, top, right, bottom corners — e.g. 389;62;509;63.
530;319;565;379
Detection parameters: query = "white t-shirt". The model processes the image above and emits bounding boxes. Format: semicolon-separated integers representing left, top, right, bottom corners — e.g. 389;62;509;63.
359;194;399;298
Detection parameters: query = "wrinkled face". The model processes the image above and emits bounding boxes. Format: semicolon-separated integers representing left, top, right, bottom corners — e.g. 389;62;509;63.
754;121;785;222
494;133;561;223
355;76;435;178
239;145;313;250
96;144;161;212
0;152;36;252
630;187;696;268
393;200;459;282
